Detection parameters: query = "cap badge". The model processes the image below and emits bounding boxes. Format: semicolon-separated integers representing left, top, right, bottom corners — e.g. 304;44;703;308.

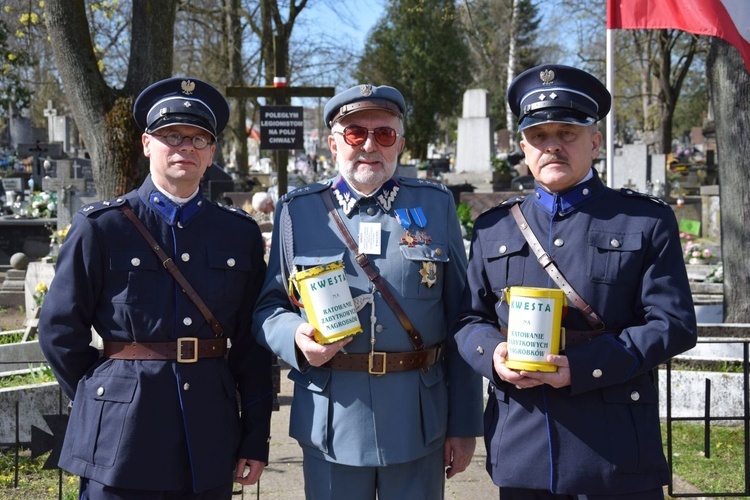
359;84;373;97
540;69;555;85
181;80;196;95
183;101;192;108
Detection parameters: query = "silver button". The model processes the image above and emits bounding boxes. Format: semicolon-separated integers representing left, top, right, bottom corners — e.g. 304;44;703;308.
553;238;564;247
183;383;190;391
116;198;123;202
96;387;105;396
181;253;190;262
375;324;384;333
153;196;160;203
197;201;203;206
227;258;236;267
131;258;141;267
582;188;590;195
592;369;602;378
630;391;640;401
610;239;621;248
367;207;377;216
435;248;443;256
535;192;541;198
177;222;184;229
499;245;507;254
103;201;110;206
476;346;484;355
183;317;193;326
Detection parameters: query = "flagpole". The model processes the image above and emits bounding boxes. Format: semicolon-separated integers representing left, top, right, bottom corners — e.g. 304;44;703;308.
606;28;615;188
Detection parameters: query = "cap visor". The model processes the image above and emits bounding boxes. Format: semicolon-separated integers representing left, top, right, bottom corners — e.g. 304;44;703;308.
147;115;216;139
519;110;595;131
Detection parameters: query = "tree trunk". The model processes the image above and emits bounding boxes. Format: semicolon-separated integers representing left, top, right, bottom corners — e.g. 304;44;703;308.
226;0;248;179
707;38;750;322
44;0;177;199
505;0;519;151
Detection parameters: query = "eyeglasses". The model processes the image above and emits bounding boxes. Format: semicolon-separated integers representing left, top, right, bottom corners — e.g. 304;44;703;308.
151;131;214;150
333;125;400;147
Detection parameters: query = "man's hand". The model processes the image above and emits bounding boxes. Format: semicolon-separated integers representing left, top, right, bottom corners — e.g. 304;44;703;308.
444;436;476;479
493;342;571;389
294;323;352;366
520;354;571;388
234;458;265;485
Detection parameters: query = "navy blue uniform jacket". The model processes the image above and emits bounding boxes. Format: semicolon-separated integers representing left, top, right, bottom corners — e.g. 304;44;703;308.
454;170;697;495
38;175;273;492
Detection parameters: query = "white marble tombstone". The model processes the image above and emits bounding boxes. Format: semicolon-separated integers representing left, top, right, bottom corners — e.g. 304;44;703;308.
455;89;493;173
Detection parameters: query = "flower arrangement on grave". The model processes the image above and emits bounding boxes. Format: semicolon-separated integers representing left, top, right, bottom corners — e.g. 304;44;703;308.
51;223;70;245
32;282;48;310
46;223;70;261
681;233;713;264
29;191;58;218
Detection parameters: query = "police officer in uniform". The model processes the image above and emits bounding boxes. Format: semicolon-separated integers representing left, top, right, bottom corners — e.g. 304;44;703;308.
454;65;697;499
253;84;483;499
38;77;273;499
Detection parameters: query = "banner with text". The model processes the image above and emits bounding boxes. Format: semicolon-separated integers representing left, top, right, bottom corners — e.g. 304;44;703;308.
260;106;304;150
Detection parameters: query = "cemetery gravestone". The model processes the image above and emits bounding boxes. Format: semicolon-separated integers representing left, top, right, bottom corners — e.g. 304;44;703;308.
455;89;493;174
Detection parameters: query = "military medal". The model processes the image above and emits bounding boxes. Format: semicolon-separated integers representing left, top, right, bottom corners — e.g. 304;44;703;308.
395;207;432;246
395;207;437;288
419;262;437;288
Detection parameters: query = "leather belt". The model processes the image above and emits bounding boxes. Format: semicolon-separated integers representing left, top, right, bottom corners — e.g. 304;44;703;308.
324;345;443;375
564;329;618;348
103;338;227;363
499;328;619;349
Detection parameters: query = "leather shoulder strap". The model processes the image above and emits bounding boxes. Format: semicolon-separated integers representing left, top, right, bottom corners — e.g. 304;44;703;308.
510;203;605;330
320;190;425;350
118;205;223;336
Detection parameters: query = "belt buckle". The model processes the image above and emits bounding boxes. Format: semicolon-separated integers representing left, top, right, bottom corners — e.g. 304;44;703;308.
177;337;199;363
369;351;386;375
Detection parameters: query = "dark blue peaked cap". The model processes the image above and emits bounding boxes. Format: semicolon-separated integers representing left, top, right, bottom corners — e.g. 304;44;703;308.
507;64;611;131
324;84;405;129
133;77;229;139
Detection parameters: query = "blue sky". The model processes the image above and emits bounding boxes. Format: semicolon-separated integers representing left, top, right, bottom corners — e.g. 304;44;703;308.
305;1;386;51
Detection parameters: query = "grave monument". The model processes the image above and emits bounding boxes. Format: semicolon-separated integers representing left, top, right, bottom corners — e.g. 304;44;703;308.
455;89;493;174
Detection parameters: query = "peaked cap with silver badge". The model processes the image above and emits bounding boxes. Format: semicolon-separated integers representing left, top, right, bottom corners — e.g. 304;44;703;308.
324;84;406;129
507;64;611;131
133;77;230;139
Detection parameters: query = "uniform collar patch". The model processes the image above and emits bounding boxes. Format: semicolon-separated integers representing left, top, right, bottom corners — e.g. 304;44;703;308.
332;176;400;216
139;175;206;226
533;172;603;216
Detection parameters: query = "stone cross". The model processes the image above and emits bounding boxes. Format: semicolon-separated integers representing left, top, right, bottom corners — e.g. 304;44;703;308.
42;159;86;230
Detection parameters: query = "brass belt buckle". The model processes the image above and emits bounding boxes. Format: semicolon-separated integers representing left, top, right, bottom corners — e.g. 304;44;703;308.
369;351;386;375
178;337;199;363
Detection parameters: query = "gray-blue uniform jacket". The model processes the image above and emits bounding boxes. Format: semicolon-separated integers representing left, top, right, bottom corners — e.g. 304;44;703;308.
38;175;273;493
454;169;697;495
253;175;483;467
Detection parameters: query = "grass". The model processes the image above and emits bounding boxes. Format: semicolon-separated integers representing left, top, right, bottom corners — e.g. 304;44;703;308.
667;359;746;373
0;366;56;389
663;422;748;497
0;332;24;345
0;447;78;499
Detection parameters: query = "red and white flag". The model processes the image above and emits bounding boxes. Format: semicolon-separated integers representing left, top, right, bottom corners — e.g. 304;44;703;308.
607;0;750;72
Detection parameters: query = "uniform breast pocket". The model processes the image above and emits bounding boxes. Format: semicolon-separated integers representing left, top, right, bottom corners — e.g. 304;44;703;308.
108;249;159;304
206;250;253;301
398;244;448;299
587;230;643;285
481;238;527;293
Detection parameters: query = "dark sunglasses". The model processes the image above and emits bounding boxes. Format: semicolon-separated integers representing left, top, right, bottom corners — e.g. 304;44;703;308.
334;125;400;147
